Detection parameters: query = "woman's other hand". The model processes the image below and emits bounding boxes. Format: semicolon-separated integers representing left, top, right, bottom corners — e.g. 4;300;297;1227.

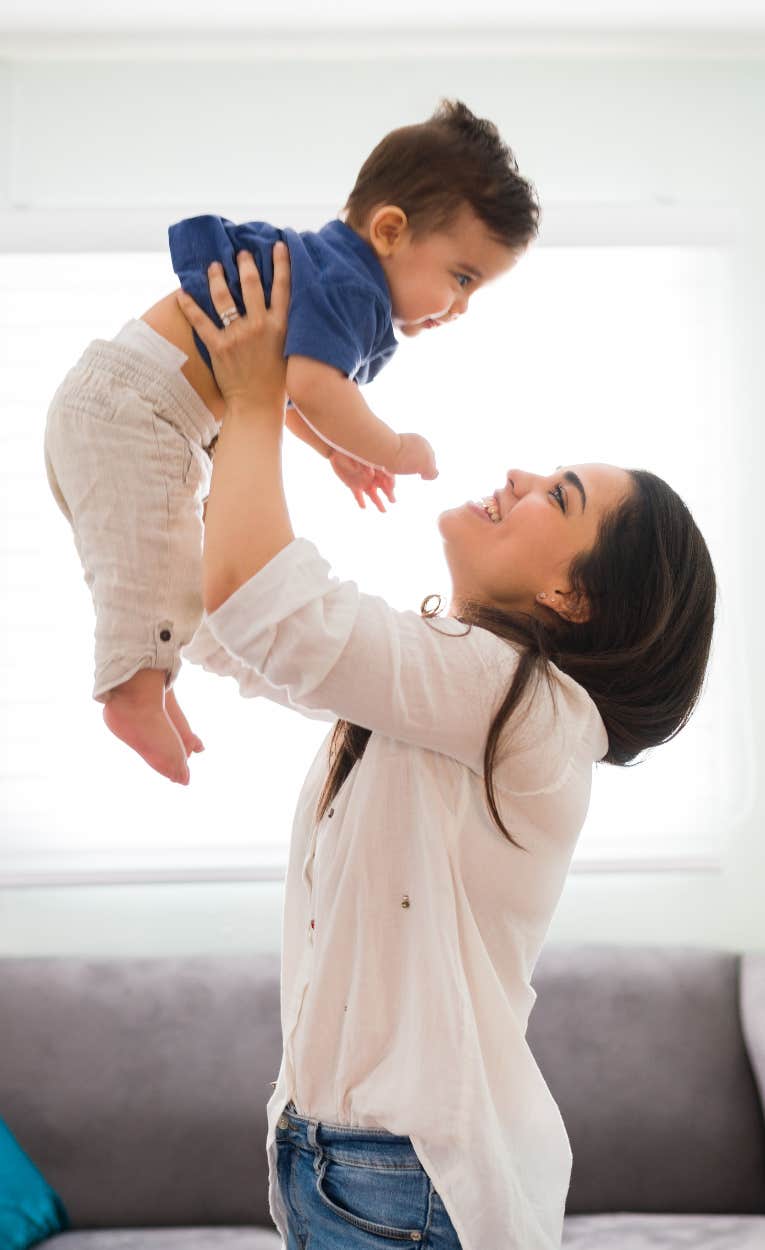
176;243;291;416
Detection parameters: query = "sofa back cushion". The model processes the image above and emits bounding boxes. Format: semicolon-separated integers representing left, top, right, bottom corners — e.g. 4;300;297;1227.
0;956;282;1228
4;945;765;1228
527;944;765;1215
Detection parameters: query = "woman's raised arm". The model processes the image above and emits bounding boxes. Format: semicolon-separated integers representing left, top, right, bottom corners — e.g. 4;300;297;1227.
177;243;294;614
177;251;600;783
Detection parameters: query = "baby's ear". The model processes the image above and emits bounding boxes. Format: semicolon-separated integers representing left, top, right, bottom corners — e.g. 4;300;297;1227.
368;206;409;255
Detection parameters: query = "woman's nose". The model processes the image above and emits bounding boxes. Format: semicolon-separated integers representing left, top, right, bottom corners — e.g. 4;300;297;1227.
507;469;531;496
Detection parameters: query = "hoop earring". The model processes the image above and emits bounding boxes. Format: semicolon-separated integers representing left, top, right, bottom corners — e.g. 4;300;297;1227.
420;593;443;618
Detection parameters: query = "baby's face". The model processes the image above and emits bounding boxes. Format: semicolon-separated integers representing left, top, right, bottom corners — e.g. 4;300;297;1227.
384;206;522;337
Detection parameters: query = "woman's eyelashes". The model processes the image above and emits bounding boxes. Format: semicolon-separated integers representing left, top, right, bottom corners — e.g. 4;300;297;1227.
549;482;567;513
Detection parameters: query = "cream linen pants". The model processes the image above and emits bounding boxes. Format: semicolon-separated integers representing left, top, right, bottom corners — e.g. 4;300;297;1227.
43;338;220;701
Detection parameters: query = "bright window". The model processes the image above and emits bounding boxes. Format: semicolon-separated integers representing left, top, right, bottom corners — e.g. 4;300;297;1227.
0;246;743;883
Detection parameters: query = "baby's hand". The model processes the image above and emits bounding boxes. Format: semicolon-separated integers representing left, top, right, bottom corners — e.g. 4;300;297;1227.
329;451;396;513
394;433;439;480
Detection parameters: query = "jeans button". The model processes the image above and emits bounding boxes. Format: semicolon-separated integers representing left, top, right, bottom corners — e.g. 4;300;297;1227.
410;1236;422;1243
278;1116;289;1129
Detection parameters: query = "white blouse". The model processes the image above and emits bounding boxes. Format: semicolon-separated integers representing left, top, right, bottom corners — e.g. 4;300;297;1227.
183;537;608;1250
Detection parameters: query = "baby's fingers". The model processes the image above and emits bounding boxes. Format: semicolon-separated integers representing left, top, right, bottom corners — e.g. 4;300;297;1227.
376;470;396;504
367;485;387;513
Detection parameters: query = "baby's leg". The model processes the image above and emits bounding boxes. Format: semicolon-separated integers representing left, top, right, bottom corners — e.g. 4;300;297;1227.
103;668;191;785
44;343;216;785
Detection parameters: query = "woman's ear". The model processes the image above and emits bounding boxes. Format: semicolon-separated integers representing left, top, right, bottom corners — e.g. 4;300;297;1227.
368;206;408;256
535;588;591;624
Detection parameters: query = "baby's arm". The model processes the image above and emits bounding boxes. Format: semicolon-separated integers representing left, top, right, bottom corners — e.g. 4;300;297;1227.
284;405;332;460
282;404;395;513
286;355;438;479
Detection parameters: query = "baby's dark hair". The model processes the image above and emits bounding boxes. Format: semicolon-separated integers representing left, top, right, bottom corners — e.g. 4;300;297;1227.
344;99;539;250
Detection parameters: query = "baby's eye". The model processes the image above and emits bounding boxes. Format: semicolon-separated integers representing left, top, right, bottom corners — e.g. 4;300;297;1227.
455;273;472;289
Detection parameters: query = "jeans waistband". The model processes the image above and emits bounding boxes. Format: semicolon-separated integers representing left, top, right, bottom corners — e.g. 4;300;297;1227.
278;1101;417;1155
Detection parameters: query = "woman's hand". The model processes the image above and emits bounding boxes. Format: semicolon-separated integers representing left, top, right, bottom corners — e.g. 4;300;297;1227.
329;451;396;512
179;243;295;612
176;244;291;416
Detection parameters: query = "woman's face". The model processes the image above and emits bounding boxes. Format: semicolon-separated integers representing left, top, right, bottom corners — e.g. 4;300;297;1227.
438;464;632;621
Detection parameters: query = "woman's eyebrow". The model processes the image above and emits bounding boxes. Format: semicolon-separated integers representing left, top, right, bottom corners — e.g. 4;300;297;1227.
563;471;587;511
555;466;587;511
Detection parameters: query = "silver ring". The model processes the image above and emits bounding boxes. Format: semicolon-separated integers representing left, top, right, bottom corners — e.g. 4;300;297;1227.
220;306;240;328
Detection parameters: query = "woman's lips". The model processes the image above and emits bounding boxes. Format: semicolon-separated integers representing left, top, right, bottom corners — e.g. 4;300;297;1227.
467;501;494;522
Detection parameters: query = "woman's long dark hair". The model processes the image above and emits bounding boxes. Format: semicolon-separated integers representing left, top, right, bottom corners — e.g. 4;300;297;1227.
317;470;717;845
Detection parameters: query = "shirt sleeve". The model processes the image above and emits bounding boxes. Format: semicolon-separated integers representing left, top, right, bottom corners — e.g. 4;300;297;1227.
202;539;601;780
181;619;335;723
284;282;383;380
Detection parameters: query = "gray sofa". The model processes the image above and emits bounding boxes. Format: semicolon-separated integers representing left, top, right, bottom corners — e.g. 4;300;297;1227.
3;945;765;1250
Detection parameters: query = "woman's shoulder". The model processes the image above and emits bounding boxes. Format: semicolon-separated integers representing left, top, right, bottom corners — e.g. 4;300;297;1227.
464;624;609;778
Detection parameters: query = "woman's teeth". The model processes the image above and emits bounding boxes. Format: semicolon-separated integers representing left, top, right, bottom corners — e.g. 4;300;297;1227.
480;496;500;523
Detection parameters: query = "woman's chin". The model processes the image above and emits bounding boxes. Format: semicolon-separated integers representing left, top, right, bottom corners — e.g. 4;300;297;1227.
437;505;462;536
438;501;476;531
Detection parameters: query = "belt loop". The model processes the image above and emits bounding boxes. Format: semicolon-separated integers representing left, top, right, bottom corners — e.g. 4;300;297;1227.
307;1117;325;1177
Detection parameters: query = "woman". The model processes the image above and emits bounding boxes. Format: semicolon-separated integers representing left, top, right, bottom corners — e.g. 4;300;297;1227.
179;245;715;1250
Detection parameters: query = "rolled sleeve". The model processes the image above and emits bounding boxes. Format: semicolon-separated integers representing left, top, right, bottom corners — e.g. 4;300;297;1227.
182;611;335;723
203;539;523;775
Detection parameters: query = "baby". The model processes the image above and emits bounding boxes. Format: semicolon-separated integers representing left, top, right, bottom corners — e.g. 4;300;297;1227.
43;99;538;786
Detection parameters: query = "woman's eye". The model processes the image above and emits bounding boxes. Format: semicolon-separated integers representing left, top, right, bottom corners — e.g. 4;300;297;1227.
549;483;567;513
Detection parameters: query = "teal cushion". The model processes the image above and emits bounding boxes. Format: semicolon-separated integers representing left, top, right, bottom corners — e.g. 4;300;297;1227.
0;1120;69;1249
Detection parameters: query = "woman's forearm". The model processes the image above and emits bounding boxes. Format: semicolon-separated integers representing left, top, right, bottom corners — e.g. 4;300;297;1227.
202;399;294;614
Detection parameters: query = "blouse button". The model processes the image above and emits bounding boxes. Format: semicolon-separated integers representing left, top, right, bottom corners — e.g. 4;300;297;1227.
327;807;335;818
310;919;315;930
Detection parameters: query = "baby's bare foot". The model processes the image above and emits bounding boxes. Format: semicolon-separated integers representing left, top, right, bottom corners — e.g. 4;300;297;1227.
165;688;204;757
102;669;190;784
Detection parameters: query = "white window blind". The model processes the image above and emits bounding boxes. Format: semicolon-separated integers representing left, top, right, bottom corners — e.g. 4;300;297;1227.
0;245;744;883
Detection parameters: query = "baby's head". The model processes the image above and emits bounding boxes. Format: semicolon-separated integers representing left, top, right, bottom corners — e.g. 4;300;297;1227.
344;100;539;336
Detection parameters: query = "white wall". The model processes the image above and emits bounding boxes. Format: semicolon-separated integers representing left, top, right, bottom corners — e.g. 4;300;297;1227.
1;28;763;956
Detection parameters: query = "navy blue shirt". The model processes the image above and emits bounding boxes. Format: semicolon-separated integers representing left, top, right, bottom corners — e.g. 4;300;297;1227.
168;216;398;385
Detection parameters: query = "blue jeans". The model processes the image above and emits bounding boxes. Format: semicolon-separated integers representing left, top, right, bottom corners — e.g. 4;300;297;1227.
275;1102;463;1248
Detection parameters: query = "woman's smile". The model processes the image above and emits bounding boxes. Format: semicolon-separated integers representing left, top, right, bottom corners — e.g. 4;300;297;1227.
467;501;494;522
466;494;501;523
